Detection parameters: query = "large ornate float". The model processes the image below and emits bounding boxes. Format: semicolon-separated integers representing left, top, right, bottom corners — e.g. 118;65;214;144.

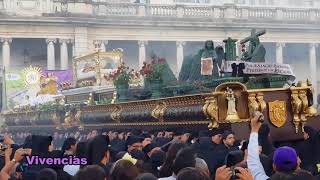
2;29;319;141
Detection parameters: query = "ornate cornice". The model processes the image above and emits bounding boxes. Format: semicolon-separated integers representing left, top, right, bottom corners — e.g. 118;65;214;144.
46;38;57;44
0;38;12;44
59;39;71;44
138;40;148;47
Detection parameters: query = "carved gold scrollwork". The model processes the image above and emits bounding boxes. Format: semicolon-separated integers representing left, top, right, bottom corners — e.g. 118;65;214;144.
94;56;102;86
291;90;302;133
298;90;308;132
111;91;117;104
151;102;167;123
75;109;84;130
63;110;73;129
203;97;219;129
87;92;95;106
248;93;259;118
257;92;267;113
111;105;122;123
248;92;266;119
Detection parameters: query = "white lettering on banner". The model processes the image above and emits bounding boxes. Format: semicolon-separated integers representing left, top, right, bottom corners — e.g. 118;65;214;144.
222;61;295;76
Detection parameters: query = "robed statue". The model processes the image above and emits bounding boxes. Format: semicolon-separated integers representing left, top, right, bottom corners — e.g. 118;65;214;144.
225;87;240;122
240;29;266;62
179;40;224;82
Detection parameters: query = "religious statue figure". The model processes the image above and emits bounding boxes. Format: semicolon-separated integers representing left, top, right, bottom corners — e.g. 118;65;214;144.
37;73;58;96
240;29;266;62
223;37;237;61
179;40;224;82
225;87;240;122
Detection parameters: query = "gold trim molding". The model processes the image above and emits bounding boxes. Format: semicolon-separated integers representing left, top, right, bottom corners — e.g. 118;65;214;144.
111;105;122;123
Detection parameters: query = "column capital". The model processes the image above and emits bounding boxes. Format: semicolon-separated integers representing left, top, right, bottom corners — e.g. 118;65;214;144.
59;39;71;44
309;43;318;48
46;38;57;44
93;40;108;45
0;38;12;44
276;42;286;48
176;41;186;47
138;40;148;47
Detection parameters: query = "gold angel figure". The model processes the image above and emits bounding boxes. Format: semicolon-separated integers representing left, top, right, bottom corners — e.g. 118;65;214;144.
248;94;259;118
291;92;302;133
203;97;219;129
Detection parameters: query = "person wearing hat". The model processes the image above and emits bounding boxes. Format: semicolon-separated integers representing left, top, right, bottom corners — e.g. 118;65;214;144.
247;111;301;180
191;130;221;176
126;135;144;153
209;128;223;146
86;135;111;176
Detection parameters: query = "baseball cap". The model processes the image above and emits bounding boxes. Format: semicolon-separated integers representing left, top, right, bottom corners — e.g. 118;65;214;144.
273;146;298;172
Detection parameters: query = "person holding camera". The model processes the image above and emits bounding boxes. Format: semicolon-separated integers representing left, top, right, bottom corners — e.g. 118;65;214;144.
0;148;28;180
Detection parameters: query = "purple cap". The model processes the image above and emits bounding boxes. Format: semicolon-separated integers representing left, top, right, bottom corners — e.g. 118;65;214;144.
273;146;298;172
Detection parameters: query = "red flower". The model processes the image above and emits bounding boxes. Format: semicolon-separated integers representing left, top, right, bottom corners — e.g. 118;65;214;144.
159;57;166;62
151;60;156;64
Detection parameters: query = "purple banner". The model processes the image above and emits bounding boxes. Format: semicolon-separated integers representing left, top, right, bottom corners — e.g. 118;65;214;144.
42;70;73;86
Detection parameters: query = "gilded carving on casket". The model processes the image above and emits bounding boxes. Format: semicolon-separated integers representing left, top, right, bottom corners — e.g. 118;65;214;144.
268;101;287;128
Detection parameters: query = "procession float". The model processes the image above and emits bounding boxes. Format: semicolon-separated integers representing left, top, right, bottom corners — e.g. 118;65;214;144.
2;29;319;141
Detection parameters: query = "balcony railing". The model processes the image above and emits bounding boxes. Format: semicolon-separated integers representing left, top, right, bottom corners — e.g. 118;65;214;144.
0;1;319;23
89;3;320;23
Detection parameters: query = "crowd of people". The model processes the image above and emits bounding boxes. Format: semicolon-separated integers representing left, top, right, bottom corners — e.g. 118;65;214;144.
0;112;319;180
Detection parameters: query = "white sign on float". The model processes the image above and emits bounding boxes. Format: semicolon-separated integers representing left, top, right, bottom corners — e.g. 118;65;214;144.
222;61;295;76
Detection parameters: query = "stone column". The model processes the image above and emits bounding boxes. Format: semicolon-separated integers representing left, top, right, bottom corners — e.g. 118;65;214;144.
46;38;56;70
100;41;107;52
276;42;285;64
176;41;185;77
1;38;12;68
59;39;70;70
236;41;241;59
309;43;318;104
138;41;148;68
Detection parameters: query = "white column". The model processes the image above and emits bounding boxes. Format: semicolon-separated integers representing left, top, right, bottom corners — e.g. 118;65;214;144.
46;38;56;70
101;41;108;52
176;41;185;76
138;41;148;68
1;38;12;68
309;43;318;104
276;42;285;64
236;41;241;59
59;39;70;70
